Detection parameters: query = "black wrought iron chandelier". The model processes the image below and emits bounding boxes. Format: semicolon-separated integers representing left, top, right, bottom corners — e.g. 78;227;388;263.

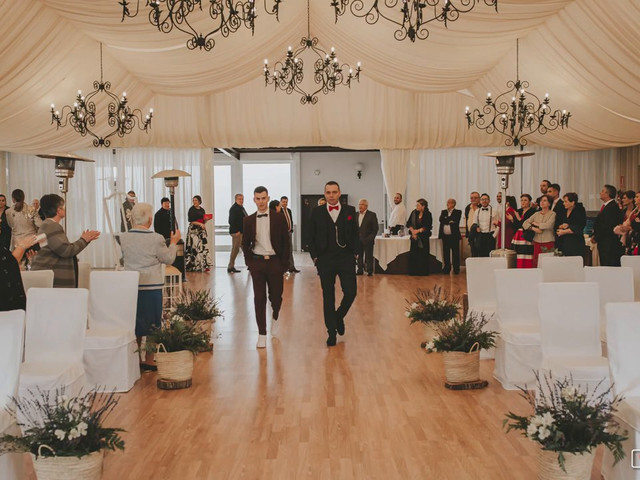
120;0;283;52
332;0;498;42
263;0;361;105
50;43;153;148
465;39;571;150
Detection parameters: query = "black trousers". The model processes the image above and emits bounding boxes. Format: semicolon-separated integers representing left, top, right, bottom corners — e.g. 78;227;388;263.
476;232;495;257
441;236;460;273
357;239;374;273
598;237;623;267
317;254;357;335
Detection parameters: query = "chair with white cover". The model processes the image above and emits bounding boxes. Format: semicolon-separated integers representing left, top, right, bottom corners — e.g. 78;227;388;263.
83;271;141;392
20;269;54;292
493;268;543;390
77;261;91;289
538;255;584;282
465;257;508;359
0;310;26;480
621;256;640;301
538;282;610;399
19;288;88;400
601;302;640;480
584;266;634;349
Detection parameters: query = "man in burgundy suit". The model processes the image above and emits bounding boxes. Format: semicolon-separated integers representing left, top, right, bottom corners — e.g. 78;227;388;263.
242;186;290;348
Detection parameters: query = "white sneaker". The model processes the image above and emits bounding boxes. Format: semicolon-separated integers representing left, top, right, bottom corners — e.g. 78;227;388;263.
256;334;267;349
270;316;279;336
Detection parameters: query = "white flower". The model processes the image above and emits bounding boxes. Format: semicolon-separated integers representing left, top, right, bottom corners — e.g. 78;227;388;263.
68;428;80;440
538;426;551;441
68;413;74;421
76;421;88;437
405;311;411;317
54;429;66;441
539;412;554;428
526;423;538;437
425;341;434;351
426;299;435;305
56;395;68;405
561;386;579;402
411;303;419;310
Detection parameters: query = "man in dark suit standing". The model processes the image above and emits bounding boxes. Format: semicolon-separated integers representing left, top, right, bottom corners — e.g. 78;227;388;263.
591;184;624;267
309;181;359;346
228;193;247;273
547;183;566;229
356;199;378;276
439;198;462;274
280;196;300;273
242;186;290;349
153;197;174;240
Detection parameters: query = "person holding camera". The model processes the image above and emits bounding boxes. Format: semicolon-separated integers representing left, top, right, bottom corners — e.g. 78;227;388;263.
522;195;556;267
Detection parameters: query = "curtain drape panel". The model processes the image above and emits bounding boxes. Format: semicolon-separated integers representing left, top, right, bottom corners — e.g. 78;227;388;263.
380;150;416;207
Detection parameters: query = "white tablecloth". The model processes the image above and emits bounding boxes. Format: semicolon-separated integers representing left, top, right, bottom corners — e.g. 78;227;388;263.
373;236;443;271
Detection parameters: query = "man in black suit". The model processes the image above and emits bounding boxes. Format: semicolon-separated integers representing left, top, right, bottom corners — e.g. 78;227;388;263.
547;183;566;230
228;193;247;273
535;180;551;209
280;196;300;273
356;199;378;276
309;181;359;346
592;184;624;266
153;197;175;240
438;198;462;274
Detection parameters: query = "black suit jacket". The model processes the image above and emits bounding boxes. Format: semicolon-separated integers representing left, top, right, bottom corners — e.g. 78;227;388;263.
283;207;294;233
593;201;623;243
438;209;462;240
153;208;177;240
551;199;566;228
241;212;290;271
358;210;378;244
228;202;247;234
308;204;359;261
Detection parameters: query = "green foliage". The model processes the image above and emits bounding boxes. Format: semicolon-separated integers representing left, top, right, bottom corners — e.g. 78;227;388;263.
145;316;211;354
172;289;222;321
504;372;627;472
0;387;125;458
405;286;462;325
426;311;497;352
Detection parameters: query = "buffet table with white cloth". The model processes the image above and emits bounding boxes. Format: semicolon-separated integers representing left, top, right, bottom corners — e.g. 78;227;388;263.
373;235;443;274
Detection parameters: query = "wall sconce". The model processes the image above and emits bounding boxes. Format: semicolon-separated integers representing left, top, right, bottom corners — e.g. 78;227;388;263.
355;162;364;179
313;169;321;176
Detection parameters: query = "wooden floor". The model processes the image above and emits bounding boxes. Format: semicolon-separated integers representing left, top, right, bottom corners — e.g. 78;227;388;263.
26;255;604;479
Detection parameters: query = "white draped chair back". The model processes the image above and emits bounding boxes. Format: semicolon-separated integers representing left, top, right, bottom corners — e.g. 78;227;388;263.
538;256;584;282
0;311;26;480
620;256;640;301
20;270;54;292
495;269;543;326
88;271;139;331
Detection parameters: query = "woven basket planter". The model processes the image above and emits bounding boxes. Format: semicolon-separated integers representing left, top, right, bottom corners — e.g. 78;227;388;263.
441;343;480;383
32;449;103;480
156;345;194;382
537;449;595;480
187;319;214;352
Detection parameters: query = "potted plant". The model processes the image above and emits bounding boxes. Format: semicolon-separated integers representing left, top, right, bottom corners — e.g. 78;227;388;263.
425;312;497;384
172;289;223;337
0;388;124;480
405;286;461;343
145;316;211;389
504;372;627;479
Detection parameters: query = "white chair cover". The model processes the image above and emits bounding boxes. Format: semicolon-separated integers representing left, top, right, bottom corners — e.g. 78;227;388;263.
602;302;640;480
465;257;507;359
77;261;91;289
621;256;640;302
20;269;54;292
0;310;25;480
493;269;543;390
19;288;88;399
84;271;141;392
538;282;610;398
538;255;584;282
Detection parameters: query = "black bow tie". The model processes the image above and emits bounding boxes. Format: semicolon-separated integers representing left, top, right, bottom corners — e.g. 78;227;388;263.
481;207;489;211
257;213;268;218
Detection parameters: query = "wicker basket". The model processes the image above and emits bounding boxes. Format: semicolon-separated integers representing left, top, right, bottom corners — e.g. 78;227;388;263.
190;318;214;337
442;342;480;383
156;344;194;382
32;448;103;480
537;449;595;480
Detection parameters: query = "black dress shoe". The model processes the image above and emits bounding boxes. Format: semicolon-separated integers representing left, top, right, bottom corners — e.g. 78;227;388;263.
227;268;240;273
336;319;345;336
367;272;373;277
289;268;300;273
326;335;337;347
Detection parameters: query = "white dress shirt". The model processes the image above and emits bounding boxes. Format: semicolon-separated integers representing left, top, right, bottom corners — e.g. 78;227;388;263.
253;210;276;256
358;210;367;227
472;206;496;233
327;203;341;223
389;203;406;227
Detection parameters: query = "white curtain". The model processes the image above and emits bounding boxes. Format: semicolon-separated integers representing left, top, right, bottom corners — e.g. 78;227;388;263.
6;148;209;268
380;150;418;206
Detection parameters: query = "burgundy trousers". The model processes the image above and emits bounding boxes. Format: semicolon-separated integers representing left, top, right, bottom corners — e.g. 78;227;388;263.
248;259;285;335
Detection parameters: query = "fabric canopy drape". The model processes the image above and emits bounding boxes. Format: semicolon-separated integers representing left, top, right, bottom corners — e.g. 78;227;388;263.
380;149;417;207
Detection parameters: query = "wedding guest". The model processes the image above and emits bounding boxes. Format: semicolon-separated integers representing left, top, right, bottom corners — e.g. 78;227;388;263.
119;202;180;371
547;183;565;232
269;199;281;213
317;198;326;207
496;195;518;249
185;195;211;272
512;194;537;268
523;195;556;267
356;199;378;276
556;192;587;259
6;189;42;251
406;199;432;276
627;190;640;255
242;186;290;348
0;194;11;250
388;193;406;235
280;196;299;273
30;194;100;287
534;180;551;208
613;190;637;253
120;190;136;232
591;184;624;266
228;193;247;273
438;198;461;274
0;234;38;312
464;191;481;257
470;193;497;257
153;197;176;241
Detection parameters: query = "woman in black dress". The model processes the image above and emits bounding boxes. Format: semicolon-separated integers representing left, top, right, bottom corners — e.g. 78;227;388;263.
556;192;587;258
406;198;432;276
185;195;212;272
0;234;37;312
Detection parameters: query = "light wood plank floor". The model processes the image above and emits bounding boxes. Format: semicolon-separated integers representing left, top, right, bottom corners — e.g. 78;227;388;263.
26;258;605;479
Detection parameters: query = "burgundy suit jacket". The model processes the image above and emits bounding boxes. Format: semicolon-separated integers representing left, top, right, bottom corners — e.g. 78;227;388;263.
242;212;290;270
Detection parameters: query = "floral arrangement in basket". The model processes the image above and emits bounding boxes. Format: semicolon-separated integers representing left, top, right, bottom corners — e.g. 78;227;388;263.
145;316;211;355
424;312;497;353
0;387;124;458
504;372;627;472
405;286;462;325
172;289;223;322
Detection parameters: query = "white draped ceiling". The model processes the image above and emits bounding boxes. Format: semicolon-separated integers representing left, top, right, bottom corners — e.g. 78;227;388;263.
0;0;639;152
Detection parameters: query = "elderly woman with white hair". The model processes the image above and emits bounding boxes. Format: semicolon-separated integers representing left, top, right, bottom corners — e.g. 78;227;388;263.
119;202;181;372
